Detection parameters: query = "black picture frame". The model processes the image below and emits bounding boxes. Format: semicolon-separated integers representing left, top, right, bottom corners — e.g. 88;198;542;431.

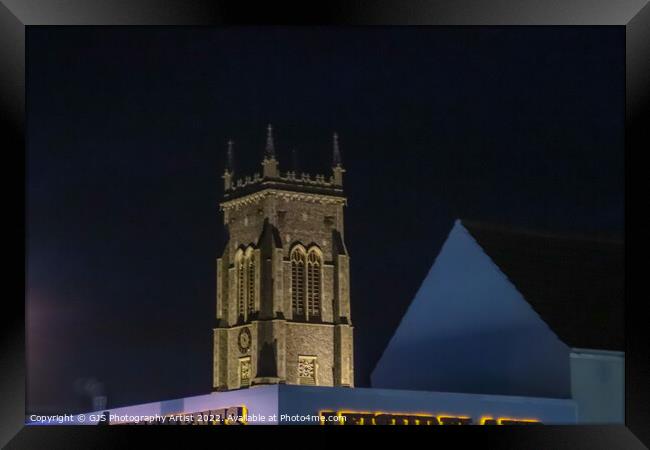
2;1;647;448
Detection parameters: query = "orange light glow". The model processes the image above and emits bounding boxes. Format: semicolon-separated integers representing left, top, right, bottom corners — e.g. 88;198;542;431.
319;410;541;425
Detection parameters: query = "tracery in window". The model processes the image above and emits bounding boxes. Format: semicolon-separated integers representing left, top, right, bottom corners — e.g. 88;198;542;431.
307;250;322;319
291;247;306;316
236;250;245;319
246;248;255;316
235;246;256;322
291;245;323;321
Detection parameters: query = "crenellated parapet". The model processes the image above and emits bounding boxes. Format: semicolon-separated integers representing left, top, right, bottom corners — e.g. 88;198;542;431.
228;170;340;193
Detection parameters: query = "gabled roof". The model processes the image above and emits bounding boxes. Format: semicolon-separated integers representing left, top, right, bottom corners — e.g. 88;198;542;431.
461;220;624;351
371;220;574;398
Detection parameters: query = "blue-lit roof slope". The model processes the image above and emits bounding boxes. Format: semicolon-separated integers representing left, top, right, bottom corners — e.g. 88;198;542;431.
371;220;574;398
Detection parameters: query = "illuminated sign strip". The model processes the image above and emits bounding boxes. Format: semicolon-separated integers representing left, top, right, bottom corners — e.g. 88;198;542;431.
319;410;541;425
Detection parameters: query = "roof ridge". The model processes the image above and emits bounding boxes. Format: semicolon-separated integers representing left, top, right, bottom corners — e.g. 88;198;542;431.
460;219;623;245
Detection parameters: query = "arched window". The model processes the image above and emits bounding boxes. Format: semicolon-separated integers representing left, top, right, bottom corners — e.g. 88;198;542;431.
235;247;256;322
291;245;322;321
247;251;255;316
307;250;322;319
291;247;306;317
236;251;245;319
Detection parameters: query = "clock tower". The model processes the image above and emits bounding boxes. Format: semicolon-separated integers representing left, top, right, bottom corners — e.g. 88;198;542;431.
213;126;354;390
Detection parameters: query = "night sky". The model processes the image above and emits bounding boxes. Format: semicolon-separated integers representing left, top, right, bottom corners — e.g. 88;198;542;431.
26;27;624;413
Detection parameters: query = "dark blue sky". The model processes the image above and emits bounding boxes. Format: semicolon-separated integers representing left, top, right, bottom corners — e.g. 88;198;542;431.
26;27;624;412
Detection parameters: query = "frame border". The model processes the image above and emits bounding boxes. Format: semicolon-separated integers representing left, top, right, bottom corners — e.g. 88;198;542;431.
2;1;647;447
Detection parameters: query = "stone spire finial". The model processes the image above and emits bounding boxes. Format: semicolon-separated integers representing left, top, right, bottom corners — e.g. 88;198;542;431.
332;132;342;167
262;124;279;178
332;131;345;186
223;139;235;191
226;139;235;173
265;123;275;159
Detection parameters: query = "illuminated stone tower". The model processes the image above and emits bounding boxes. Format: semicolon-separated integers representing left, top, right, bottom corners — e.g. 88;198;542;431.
213;125;354;390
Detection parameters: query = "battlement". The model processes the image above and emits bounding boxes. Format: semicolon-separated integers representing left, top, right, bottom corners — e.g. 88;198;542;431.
229;171;339;190
222;172;346;204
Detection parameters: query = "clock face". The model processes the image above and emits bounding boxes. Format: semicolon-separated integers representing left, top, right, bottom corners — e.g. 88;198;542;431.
238;328;251;353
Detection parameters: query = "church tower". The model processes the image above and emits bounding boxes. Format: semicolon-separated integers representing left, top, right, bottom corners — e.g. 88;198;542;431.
213;125;354;390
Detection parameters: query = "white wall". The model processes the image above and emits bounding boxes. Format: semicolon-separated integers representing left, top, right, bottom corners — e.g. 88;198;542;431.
570;348;624;423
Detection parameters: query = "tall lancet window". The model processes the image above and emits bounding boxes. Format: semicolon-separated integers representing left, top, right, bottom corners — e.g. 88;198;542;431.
236;251;245;319
291;247;306;317
307;250;322;320
246;249;255;317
